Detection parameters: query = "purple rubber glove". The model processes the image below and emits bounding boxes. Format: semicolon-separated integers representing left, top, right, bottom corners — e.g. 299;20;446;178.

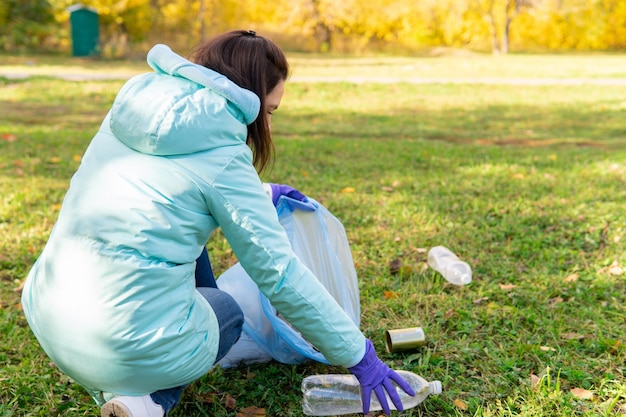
269;183;307;206
348;339;416;415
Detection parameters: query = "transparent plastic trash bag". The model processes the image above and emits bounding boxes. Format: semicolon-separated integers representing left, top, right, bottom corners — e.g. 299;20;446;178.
216;196;360;367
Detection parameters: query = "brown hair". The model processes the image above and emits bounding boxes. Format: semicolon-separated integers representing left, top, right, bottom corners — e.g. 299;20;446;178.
191;30;289;174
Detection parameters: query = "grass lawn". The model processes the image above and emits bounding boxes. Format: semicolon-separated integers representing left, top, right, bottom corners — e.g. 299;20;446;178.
0;53;625;416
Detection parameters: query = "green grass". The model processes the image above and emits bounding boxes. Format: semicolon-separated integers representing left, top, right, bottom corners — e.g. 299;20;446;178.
1;53;625;417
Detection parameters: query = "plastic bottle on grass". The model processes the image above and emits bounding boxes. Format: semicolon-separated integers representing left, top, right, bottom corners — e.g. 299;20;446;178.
301;370;442;416
427;246;472;285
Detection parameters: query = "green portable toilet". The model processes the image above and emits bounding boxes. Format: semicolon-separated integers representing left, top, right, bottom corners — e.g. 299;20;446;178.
68;4;100;57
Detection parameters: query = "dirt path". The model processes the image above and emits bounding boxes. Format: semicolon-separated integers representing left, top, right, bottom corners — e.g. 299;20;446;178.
2;70;626;85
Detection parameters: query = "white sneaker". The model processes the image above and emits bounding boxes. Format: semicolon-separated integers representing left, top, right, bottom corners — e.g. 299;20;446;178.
101;395;164;417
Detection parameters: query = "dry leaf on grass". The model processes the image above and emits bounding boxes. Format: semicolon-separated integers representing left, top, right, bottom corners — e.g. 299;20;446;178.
195;392;215;404
570;387;594;399
530;374;541;387
389;259;402;274
499;283;519;291
540;346;556;352
563;273;579;282
384;291;399;299
453;398;468;410
224;394;236;409
473;297;489;304
560;332;585;340
236;406;266;417
444;309;457;319
340;187;355;193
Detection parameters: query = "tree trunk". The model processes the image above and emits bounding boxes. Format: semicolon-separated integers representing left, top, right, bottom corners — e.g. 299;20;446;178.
488;11;500;54
314;22;332;52
502;17;511;54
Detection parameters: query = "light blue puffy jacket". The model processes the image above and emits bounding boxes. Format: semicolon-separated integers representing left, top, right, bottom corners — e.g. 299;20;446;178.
21;44;365;402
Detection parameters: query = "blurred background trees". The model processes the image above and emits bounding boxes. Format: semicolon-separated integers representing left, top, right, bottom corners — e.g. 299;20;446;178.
1;0;624;56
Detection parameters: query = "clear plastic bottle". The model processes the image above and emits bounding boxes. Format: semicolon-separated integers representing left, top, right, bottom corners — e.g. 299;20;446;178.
301;370;442;416
427;246;472;285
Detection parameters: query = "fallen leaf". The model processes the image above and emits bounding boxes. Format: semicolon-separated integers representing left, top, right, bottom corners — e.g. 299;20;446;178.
473;297;489;304
530;373;541;387
570;387;593;399
340;187;355;193
444;309;456;319
416;248;427;253
224;394;236;409
560;332;585;340
608;266;623;276
548;297;563;305
389;259;402;274
453;398;468;410
2;133;17;142
384;291;399;299
512;173;525;179
236;406;266;417
381;186;394;192
548;154;557;160
499;283;519;291
195;392;215;403
72;154;82;162
563;273;578;282
49;156;62;163
391;180;401;187
539;346;556;352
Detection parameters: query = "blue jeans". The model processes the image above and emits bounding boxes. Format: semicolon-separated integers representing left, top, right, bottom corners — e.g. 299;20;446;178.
151;248;243;415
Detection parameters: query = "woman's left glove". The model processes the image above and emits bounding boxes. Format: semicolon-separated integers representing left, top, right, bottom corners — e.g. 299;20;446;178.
348;339;416;415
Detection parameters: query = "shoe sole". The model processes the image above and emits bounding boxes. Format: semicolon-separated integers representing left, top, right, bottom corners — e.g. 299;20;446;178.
101;400;133;417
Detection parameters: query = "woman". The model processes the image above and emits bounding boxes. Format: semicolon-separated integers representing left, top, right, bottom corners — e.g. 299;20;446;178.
21;30;414;417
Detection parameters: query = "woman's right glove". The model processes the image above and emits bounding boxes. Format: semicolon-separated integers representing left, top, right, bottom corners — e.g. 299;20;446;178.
264;183;316;211
348;339;416;415
268;183;307;206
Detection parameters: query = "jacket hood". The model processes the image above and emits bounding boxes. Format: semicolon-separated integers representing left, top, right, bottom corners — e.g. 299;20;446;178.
109;44;260;156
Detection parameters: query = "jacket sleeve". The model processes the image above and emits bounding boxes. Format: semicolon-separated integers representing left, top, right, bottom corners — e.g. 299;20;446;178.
207;149;365;367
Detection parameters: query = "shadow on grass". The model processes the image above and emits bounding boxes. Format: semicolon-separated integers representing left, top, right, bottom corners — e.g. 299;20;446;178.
277;101;625;149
